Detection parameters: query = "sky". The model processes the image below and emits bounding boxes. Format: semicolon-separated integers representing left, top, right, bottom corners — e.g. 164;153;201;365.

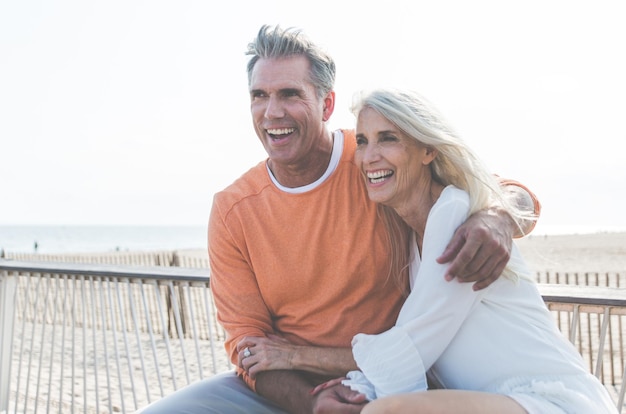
1;0;625;234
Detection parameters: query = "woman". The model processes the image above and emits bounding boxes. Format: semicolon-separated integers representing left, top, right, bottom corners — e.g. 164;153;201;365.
341;88;617;413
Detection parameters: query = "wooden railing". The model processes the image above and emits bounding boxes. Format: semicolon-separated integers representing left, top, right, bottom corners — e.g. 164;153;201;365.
1;260;625;413
538;283;626;409
0;260;229;414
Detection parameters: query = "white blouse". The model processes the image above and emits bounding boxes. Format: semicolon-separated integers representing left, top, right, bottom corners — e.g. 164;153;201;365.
343;186;616;413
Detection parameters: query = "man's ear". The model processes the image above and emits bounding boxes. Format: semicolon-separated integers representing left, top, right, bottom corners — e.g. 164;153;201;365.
322;91;335;122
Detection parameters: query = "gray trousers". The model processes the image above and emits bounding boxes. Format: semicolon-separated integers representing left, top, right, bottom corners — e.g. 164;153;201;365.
136;370;289;414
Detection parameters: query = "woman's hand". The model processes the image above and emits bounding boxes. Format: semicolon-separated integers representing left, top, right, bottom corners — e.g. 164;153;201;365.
310;377;347;395
237;334;358;378
236;334;297;378
311;380;367;414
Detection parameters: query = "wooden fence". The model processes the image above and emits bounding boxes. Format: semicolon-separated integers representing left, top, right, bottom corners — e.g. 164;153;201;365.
2;250;210;269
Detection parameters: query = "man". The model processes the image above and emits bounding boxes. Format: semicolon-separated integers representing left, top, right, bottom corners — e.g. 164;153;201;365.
140;25;540;414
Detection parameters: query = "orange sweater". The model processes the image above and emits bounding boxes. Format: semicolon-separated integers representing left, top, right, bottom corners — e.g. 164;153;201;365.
208;130;405;390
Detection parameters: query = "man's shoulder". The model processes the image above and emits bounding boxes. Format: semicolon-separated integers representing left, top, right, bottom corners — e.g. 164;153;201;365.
213;160;269;206
337;128;356;160
339;128;355;144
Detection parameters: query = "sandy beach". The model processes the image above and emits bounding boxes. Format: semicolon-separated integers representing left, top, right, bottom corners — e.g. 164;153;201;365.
516;231;626;272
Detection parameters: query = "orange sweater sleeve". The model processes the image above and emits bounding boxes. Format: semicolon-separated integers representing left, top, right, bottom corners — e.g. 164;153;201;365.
497;177;542;236
208;183;270;391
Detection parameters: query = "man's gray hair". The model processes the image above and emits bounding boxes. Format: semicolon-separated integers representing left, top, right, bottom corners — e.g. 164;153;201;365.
246;25;336;98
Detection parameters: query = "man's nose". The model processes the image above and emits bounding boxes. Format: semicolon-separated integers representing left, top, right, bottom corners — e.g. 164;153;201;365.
264;96;285;119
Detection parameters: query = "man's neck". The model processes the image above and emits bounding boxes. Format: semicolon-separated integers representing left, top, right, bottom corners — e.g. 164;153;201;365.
268;131;334;188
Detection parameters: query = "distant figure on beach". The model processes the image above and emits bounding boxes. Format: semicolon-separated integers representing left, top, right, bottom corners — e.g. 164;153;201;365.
137;25;541;414
33;241;38;253
309;88;616;413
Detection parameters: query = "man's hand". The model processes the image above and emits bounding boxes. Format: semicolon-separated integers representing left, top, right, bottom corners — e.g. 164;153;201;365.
437;207;514;290
311;382;367;414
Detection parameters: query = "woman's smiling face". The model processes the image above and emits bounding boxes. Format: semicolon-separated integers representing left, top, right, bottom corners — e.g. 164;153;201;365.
355;107;435;209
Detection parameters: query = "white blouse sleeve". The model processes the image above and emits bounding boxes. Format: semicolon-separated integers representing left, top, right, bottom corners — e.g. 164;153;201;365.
344;187;488;399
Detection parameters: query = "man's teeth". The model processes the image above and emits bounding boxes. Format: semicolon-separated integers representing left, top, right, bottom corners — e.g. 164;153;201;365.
267;128;295;135
367;170;393;184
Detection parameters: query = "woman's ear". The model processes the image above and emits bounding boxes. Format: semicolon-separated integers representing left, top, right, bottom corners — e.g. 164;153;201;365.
423;147;438;165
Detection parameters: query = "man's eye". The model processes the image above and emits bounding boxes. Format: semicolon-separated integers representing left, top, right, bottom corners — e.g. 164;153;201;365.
356;137;367;146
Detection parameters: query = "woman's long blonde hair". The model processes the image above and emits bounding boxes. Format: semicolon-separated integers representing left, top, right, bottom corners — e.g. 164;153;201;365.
352;89;534;291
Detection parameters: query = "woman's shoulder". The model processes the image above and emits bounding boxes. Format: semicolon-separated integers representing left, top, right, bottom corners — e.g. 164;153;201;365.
440;185;469;204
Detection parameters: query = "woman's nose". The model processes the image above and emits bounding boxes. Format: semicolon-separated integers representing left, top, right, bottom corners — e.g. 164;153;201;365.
362;143;381;163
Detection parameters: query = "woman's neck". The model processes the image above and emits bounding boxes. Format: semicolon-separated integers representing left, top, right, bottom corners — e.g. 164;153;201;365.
394;181;445;250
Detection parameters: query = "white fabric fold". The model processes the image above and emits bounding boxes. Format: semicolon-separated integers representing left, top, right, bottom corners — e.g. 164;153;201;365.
342;370;377;401
344;327;428;399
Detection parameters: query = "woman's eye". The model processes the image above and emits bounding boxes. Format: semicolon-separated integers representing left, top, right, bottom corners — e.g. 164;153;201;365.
356;137;367;146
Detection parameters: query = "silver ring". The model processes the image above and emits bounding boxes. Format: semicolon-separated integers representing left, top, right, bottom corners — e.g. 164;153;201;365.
243;347;251;358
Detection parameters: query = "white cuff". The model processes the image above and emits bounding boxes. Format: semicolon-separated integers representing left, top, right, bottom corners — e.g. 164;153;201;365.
342;370;377;401
352;327;428;398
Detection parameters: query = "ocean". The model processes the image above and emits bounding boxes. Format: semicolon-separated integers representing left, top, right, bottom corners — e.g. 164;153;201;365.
0;225;208;254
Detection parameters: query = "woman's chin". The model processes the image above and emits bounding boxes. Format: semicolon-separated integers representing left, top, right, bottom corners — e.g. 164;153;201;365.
367;191;392;206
